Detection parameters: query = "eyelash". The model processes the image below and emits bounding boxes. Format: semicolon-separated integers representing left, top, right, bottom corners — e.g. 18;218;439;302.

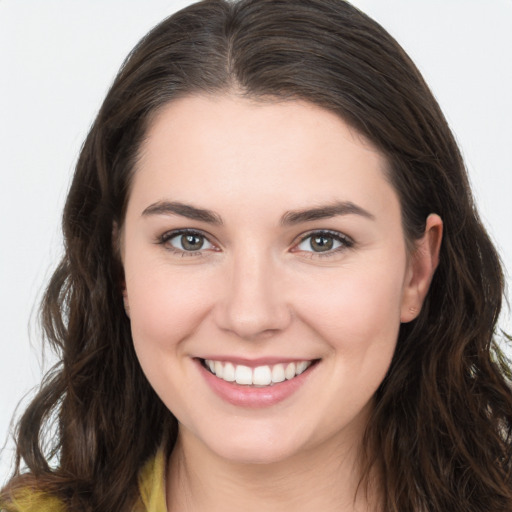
293;229;354;258
156;229;354;259
156;229;216;257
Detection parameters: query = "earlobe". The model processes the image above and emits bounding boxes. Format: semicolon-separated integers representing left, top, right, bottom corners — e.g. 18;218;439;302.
400;213;443;323
123;289;131;318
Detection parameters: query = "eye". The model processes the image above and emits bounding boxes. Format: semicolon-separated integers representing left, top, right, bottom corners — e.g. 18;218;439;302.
158;229;215;254
294;230;353;255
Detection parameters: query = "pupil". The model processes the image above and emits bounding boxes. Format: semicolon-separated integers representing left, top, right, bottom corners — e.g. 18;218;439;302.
182;234;203;251
311;235;333;252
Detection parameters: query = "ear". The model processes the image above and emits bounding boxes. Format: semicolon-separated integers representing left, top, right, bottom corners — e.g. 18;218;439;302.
122;289;131;318
400;214;443;323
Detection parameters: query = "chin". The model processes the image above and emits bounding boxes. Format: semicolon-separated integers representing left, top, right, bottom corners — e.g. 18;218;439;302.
192;422;311;466
212;440;299;466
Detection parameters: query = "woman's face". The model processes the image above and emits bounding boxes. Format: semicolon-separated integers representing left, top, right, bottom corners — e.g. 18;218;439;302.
121;94;439;464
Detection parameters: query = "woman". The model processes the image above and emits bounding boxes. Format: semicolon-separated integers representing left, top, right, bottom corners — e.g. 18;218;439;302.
1;0;511;510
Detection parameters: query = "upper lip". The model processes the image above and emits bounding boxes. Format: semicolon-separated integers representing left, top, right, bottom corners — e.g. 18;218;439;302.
196;356;318;367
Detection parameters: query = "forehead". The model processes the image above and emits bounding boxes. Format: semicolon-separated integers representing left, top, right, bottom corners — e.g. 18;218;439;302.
130;94;398;221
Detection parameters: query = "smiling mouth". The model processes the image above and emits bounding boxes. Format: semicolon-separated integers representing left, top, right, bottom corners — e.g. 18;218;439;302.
200;358;317;387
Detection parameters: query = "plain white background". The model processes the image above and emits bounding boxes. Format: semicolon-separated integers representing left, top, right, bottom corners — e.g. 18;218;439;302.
1;0;511;481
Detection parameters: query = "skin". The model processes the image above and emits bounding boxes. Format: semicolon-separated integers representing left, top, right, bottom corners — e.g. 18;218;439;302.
121;94;442;511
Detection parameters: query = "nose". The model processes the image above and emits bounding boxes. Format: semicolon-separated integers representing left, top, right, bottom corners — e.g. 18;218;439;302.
213;249;292;341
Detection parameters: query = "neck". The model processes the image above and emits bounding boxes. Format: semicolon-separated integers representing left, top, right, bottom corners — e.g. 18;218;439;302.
166;427;382;512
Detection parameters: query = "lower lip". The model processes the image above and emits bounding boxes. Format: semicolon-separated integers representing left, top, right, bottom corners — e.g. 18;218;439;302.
195;359;318;408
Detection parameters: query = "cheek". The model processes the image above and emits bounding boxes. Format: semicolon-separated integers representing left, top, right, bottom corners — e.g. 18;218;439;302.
125;263;215;354
289;263;406;431
293;261;406;352
125;263;217;415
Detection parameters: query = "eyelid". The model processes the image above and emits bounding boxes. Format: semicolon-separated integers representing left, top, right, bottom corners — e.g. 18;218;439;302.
155;227;353;258
156;228;220;256
291;229;354;256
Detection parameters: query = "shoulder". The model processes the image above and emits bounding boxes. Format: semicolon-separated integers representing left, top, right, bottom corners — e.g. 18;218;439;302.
136;446;167;512
0;488;66;512
1;449;166;512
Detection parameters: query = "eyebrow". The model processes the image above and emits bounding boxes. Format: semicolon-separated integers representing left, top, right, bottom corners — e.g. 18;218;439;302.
141;201;223;225
141;199;374;226
280;201;375;225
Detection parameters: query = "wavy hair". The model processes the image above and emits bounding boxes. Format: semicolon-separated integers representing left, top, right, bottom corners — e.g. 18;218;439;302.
2;0;512;510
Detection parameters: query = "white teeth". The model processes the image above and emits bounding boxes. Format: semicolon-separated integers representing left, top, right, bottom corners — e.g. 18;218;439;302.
271;364;285;383
296;361;309;375
214;360;224;379
204;359;314;386
253;365;272;386
223;362;235;382
285;362;296;380
235;365;253;385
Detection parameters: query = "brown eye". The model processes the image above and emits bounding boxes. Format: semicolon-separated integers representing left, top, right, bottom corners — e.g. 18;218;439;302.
310;235;334;252
180;234;205;251
295;230;353;254
162;230;214;252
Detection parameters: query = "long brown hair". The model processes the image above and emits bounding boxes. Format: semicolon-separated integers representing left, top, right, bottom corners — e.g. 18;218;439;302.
2;0;511;510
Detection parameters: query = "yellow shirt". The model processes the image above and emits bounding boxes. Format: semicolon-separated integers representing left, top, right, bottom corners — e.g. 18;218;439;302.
137;447;167;511
0;448;167;512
